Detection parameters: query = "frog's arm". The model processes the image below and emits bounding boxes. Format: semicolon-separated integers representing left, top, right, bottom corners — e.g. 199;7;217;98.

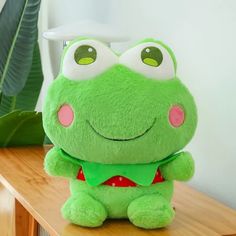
159;152;194;181
44;147;80;178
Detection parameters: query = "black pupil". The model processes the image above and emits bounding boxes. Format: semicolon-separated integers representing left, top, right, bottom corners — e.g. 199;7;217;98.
141;46;163;67
74;45;97;65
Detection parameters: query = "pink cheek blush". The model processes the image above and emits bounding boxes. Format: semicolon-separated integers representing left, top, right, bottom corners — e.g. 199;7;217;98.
58;104;74;127
169;105;185;127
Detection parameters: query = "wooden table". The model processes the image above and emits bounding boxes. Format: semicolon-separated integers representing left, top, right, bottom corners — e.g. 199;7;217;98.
0;147;236;236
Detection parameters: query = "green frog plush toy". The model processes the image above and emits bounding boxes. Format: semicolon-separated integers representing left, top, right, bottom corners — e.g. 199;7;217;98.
43;38;197;229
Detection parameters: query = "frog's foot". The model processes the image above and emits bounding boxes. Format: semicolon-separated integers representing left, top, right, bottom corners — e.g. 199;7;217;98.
127;194;175;229
61;193;107;227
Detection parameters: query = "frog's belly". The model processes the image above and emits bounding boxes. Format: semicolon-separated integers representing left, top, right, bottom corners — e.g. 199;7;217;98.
69;180;174;218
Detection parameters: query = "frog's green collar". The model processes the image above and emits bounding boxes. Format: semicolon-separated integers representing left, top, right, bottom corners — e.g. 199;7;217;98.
59;149;178;187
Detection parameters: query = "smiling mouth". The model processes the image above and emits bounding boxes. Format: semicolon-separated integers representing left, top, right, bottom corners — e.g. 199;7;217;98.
87;118;156;142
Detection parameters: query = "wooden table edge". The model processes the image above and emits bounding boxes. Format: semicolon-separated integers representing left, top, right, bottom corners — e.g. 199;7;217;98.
0;174;59;236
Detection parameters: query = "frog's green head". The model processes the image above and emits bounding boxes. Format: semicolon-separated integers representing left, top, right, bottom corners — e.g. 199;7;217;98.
43;38;197;164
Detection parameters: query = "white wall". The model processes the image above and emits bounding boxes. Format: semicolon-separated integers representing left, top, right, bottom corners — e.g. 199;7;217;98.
1;0;234;208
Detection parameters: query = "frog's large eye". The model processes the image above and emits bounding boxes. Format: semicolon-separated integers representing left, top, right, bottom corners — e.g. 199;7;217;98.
141;47;163;67
62;39;118;80
74;45;97;65
119;42;175;80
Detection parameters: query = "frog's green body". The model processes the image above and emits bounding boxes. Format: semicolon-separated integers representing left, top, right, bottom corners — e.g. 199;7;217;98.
43;38;197;229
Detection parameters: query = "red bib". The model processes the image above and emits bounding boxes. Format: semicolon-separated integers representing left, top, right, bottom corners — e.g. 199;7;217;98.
77;168;164;187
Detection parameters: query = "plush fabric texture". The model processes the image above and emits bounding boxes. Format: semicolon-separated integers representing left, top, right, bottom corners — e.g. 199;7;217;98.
43;38;197;229
69;174;175;219
43;67;197;164
62;193;107;227
128;193;175;229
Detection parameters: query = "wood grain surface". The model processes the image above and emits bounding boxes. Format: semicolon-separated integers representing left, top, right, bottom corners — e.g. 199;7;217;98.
0;146;236;236
0;183;15;236
15;199;38;236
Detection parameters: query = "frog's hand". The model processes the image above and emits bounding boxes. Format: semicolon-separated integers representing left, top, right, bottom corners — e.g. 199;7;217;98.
160;152;194;181
44;147;80;178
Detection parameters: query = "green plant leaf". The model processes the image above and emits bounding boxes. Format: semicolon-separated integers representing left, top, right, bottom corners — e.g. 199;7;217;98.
0;110;45;147
0;0;41;96
0;43;44;116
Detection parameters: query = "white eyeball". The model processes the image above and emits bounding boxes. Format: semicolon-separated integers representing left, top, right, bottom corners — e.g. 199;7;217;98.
119;42;176;80
62;39;118;80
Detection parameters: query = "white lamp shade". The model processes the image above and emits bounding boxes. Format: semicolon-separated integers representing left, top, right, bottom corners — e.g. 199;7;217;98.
43;20;129;44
